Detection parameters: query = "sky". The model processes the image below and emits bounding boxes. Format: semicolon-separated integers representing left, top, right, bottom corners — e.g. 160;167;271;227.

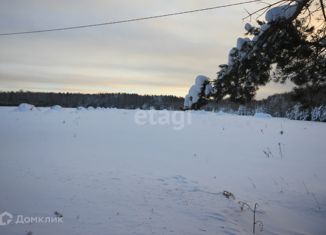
0;0;294;99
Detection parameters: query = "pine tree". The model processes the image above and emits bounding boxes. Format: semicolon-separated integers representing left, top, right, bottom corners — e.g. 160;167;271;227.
185;0;326;110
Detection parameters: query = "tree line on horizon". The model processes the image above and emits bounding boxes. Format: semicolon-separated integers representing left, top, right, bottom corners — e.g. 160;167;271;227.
0;87;325;121
204;84;326;122
0;91;184;110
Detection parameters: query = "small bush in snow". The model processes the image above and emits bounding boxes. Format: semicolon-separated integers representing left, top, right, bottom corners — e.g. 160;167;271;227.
286;104;326;122
77;106;85;111
51;105;62;111
254;112;272;119
286;104;310;121
17;103;35;112
222;190;236;200
238;202;263;234
54;211;63;218
311;106;326;122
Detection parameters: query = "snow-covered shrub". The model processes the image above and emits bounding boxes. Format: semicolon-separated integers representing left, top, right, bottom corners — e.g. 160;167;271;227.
216;110;226;116
77;106;85;111
237;105;247;116
51;105;62;111
237;105;254;116
319;106;326;122
16;103;36;112
286;104;310;121
286;104;326;122
254;112;272;119
311;106;326;122
311;106;321;121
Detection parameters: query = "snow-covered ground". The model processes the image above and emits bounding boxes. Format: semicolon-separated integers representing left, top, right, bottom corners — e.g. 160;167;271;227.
0;106;325;235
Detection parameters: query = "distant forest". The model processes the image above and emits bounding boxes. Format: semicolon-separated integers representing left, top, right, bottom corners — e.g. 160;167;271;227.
0;91;184;110
0;86;325;121
204;84;326;122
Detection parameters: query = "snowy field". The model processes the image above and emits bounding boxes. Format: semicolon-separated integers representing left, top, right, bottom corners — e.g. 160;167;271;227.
0;106;325;235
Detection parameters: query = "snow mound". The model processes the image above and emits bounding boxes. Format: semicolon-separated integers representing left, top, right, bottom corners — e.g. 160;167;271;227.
216;111;226;116
87;106;95;111
16;103;36;112
77;106;86;111
265;4;297;22
51;105;62;111
254;112;272;118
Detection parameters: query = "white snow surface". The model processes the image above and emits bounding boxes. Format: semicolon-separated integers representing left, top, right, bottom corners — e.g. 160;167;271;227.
0;107;326;235
265;4;298;22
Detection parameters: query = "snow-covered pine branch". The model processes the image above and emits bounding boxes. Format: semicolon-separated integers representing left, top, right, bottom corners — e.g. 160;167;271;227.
184;0;325;110
183;75;214;110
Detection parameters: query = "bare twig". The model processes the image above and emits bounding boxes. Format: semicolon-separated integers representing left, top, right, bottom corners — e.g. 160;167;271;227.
242;0;285;21
244;8;253;21
253;203;258;234
238;201;264;234
239;201;254;212
278;142;284;159
319;0;326;21
303;181;322;211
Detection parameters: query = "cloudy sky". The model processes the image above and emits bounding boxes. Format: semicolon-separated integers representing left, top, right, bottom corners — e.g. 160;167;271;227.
0;0;293;99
